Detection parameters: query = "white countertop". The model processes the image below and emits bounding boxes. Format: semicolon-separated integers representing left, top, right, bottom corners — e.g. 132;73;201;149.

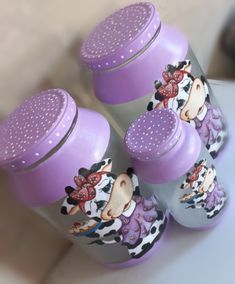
45;80;235;284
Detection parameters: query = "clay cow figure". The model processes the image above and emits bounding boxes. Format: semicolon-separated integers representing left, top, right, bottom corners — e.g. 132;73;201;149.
61;159;167;259
147;60;227;158
180;159;226;219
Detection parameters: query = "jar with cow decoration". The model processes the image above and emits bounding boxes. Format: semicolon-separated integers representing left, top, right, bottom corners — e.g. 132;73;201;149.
0;89;168;267
80;2;227;158
124;108;227;229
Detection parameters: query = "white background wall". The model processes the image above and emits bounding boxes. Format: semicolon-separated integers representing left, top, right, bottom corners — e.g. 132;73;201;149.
0;0;233;117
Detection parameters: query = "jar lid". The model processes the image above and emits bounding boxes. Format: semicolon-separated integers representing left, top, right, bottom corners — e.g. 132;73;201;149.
81;2;161;70
124;109;182;161
0;89;77;170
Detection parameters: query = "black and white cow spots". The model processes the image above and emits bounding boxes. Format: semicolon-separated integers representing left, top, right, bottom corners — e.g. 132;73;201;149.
180;159;226;219
61;159;167;259
147;60;227;158
127;210;167;259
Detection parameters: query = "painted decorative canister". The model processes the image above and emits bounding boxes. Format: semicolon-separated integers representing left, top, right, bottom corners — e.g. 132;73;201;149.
0;89;167;267
124;108;227;229
80;2;227;158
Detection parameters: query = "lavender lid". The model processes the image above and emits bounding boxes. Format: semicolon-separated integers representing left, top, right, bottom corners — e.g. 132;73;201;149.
0;89;77;170
125;109;182;161
81;2;161;70
124;109;201;183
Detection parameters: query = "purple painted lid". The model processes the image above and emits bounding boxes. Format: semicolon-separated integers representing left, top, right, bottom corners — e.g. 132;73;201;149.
0;89;77;170
81;2;161;70
125;109;182;161
124;108;201;183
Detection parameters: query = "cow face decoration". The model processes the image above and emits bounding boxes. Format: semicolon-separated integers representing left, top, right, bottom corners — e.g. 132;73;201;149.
147;60;227;158
61;159;134;221
61;159;167;259
147;61;207;121
180;159;216;194
180;159;227;219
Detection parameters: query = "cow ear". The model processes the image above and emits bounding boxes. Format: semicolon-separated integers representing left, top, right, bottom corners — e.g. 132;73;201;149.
68;206;81;215
177;60;191;72
199;159;206;166
95;158;112;172
185;183;190;189
61;196;80;216
180;183;185;189
181;182;190;189
183;60;191;72
60;197;80;215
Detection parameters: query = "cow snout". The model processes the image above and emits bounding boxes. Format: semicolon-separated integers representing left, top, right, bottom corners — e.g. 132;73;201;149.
101;174;133;220
180;78;206;121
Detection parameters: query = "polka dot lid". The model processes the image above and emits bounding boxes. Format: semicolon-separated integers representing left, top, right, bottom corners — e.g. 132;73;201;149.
81;2;161;70
0;89;77;170
124;109;182;161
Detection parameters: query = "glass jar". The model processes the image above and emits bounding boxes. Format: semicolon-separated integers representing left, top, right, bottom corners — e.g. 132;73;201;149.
0;89;167;267
124;108;227;229
80;2;227;158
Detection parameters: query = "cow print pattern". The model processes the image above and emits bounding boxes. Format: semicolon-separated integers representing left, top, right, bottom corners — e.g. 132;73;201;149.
146;60;227;158
180;159;227;219
61;159;168;260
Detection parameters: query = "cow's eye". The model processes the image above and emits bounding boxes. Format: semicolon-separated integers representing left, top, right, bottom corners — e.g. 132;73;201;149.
183;82;191;93
102;181;112;193
177;99;185;110
95;200;106;211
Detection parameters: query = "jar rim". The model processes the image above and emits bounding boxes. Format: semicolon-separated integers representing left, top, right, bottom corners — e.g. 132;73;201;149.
0;89;77;170
80;2;161;71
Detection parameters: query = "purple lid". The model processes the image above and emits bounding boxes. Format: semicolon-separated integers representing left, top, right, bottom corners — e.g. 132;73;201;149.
124;109;201;183
0;89;77;170
125;109;182;161
81;2;161;70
